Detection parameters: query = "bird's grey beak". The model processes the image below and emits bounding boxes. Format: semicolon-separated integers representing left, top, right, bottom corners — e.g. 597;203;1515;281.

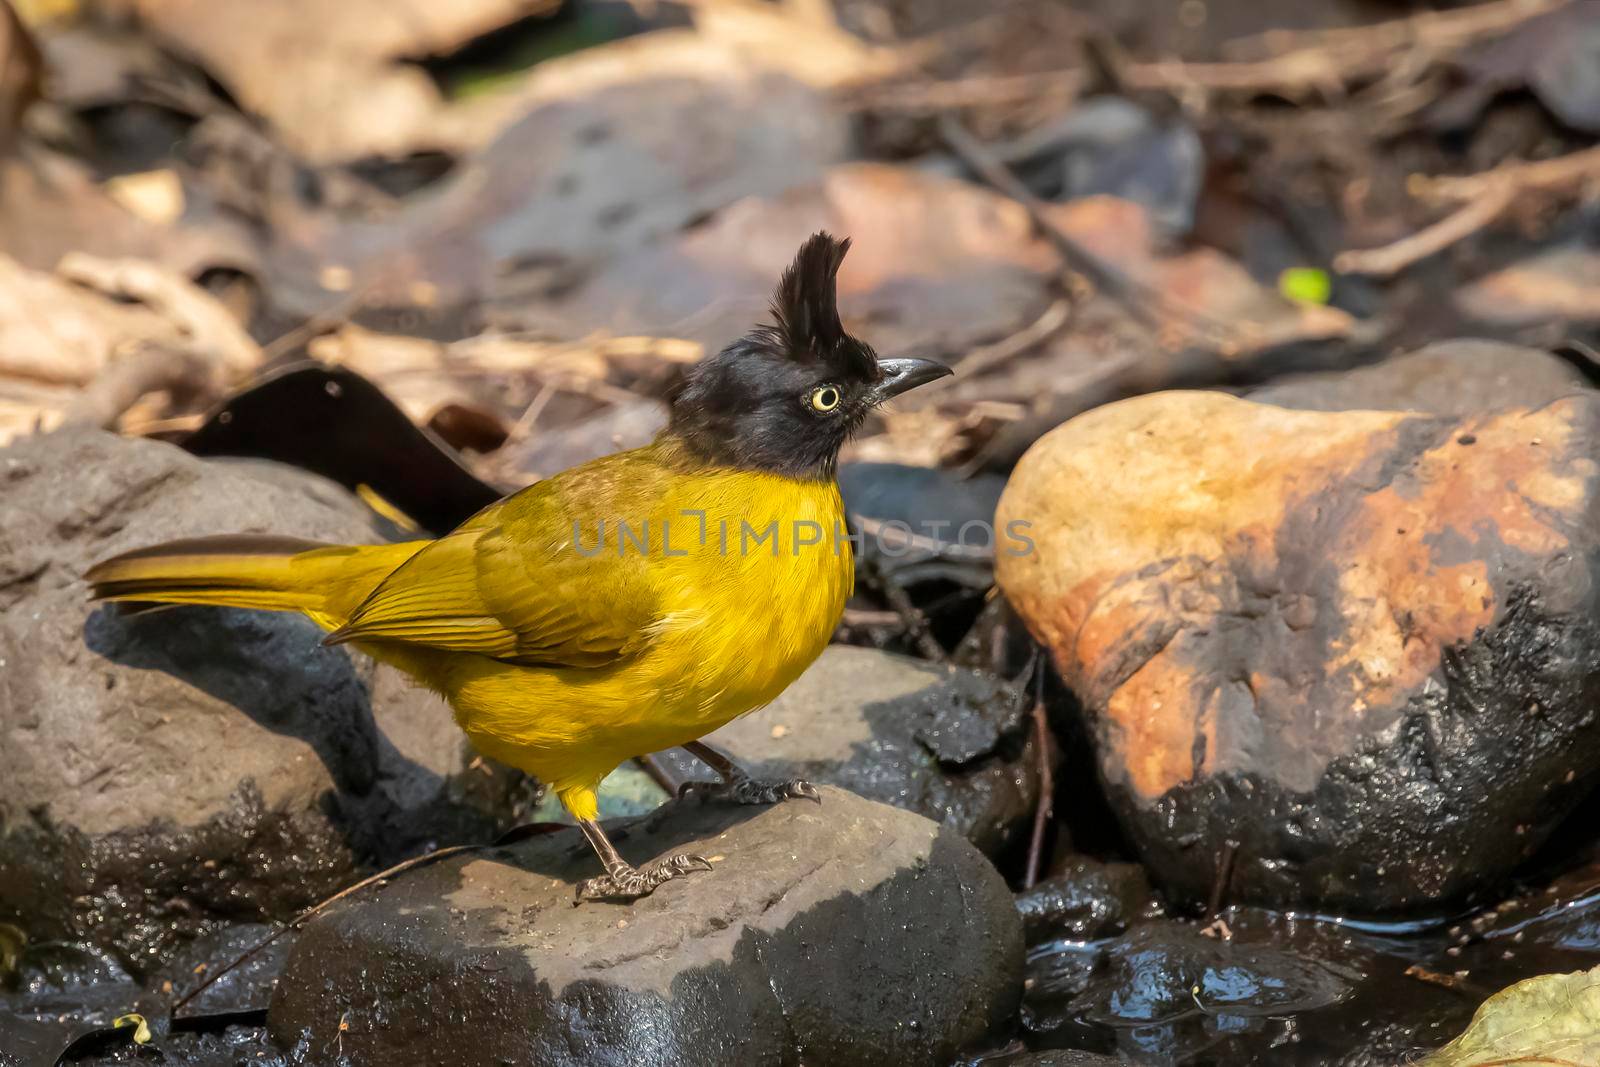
872;357;952;402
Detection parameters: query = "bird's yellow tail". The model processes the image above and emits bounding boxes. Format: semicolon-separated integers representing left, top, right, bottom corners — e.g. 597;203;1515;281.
85;535;427;632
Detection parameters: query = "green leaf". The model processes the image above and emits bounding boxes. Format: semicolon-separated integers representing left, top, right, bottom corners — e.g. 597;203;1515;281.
1421;966;1600;1066
1278;267;1332;305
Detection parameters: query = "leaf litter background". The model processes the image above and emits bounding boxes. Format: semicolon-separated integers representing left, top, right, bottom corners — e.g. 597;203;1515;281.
6;0;1600;1063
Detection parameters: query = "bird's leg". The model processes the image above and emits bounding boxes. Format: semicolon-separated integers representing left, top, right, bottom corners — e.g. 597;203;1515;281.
573;818;711;903
676;740;821;805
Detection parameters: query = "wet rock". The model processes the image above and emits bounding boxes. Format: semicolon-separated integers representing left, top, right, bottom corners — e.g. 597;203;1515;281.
979;1053;1124;1067
0;428;517;970
653;645;1039;857
155;923;293;1022
997;390;1600;913
1045;924;1360;1064
1016;858;1151;943
267;786;1023;1067
1251;338;1591;415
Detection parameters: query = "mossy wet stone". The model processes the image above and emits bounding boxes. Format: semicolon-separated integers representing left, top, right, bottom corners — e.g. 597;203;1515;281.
996;390;1600;913
653;645;1041;857
267;787;1023;1066
0;429;517;970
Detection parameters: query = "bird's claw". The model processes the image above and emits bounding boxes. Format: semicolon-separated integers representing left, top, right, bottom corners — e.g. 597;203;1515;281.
678;776;822;806
575;852;713;903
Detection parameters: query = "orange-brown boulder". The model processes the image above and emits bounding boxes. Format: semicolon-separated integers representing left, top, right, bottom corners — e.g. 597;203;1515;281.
996;390;1600;913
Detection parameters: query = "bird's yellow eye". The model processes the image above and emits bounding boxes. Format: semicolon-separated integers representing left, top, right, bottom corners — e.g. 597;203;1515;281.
809;384;842;413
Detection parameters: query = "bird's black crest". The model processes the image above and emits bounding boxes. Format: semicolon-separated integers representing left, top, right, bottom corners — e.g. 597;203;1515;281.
663;232;886;479
770;232;877;381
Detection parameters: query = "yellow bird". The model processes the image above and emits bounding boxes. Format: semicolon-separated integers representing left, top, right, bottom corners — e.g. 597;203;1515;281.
86;234;952;900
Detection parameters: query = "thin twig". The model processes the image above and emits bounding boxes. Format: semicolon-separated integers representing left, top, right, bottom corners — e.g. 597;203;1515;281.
1417;143;1600;203
940;116;1241;350
635;752;680;795
1337;143;1600;276
852;513;995;562
169;842;484;1017
952;298;1072;377
1403;964;1492;1000
881;579;948;663
1221;0;1565;61
1334;182;1515;276
1206;840;1240;919
848;0;1563;112
1023;667;1054;890
841;607;904;627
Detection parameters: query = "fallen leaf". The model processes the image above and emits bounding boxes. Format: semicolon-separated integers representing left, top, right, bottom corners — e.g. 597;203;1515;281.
497;162;1060;362
126;0;563;163
1456;244;1600;326
103;169;185;225
182;364;503;535
267;46;848;320
1421;965;1600;1066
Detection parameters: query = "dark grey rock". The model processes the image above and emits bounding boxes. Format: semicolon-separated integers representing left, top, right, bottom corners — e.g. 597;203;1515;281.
1250;338;1590;414
654;645;1039;857
1016;858;1151;943
0;429;520;971
267;786;1023;1067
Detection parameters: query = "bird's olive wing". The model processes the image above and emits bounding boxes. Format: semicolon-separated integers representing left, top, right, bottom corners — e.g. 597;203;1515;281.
327;517;657;669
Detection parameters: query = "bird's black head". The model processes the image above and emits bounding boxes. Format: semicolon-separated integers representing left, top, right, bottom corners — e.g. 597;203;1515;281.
666;232;952;480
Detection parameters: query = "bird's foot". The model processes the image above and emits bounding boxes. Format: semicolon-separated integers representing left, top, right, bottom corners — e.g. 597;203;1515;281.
679;775;821;806
575;852;712;903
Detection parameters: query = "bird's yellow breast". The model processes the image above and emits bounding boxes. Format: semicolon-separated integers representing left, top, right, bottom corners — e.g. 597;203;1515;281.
426;468;852;812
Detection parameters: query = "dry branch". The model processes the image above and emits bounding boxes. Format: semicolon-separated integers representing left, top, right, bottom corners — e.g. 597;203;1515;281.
61;342;215;430
1337;144;1600;276
847;0;1564;112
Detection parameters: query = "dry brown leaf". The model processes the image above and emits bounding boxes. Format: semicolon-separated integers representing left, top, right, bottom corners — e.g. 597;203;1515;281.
126;0;561;164
102;170;184;226
1455;244;1600;326
0;253;168;386
267;58;848;320
56;253;259;376
306;326;696;431
0;252;261;444
496;162;1061;361
435;15;903;159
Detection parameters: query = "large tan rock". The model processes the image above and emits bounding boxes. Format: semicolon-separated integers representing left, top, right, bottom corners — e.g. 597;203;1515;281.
996;390;1600;912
